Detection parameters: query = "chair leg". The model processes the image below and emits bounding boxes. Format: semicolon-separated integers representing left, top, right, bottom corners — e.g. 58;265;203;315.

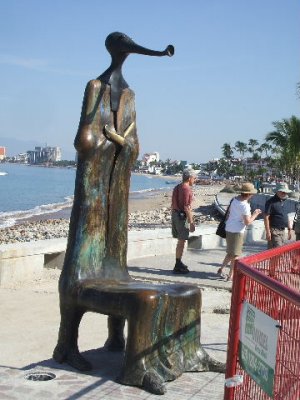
53;302;92;371
118;286;226;395
166;287;226;374
118;292;167;394
105;316;126;351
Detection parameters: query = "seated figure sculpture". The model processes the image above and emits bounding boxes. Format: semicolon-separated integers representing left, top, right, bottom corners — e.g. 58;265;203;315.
53;32;225;395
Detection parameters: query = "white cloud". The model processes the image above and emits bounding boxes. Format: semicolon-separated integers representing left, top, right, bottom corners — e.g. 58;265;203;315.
0;54;87;76
0;55;48;69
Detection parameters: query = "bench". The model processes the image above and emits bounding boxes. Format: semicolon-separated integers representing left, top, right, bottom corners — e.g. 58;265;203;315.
0;238;67;287
0;230;178;287
0;221;272;288
0;226;230;288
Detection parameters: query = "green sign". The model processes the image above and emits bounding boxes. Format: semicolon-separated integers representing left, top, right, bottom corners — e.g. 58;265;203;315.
239;302;279;398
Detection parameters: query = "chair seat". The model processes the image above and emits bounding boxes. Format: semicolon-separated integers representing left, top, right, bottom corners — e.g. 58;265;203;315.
76;278;200;317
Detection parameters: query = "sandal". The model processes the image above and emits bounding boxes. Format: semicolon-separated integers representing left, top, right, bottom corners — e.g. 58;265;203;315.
217;268;227;279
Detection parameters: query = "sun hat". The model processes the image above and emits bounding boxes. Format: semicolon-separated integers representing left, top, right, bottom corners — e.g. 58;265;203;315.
239;182;257;194
182;169;196;180
274;182;292;194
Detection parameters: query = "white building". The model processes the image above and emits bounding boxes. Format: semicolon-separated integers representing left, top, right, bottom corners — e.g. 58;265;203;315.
14;153;29;163
142;152;160;166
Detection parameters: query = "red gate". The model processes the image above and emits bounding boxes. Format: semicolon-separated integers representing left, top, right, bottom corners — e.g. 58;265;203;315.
225;241;300;400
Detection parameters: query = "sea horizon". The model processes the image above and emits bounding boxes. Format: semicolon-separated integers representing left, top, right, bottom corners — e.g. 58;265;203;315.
0;163;179;228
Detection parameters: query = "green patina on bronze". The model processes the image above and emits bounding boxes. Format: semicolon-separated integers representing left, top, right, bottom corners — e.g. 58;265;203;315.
53;32;225;395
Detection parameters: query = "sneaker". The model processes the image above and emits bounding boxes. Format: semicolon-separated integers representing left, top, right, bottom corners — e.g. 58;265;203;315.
173;264;190;274
179;261;189;270
217;268;227;279
175;260;188;270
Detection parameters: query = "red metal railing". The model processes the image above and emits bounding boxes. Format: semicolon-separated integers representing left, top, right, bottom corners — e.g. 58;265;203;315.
225;241;300;400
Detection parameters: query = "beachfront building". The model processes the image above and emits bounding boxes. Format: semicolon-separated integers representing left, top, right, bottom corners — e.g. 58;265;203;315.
148;165;162;175
139;152;161;174
14;153;29;163
0;146;6;160
27;146;62;164
142;152;160;166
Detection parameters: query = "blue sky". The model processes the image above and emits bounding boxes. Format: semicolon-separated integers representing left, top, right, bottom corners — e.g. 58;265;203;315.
0;0;299;162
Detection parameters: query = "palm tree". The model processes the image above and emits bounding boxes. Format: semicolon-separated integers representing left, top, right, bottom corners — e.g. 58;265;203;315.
234;141;248;177
248;139;259;158
205;160;218;176
216;158;231;177
234;141;248;158
258;142;272;159
221;143;233;159
265;115;300;182
255;143;270;174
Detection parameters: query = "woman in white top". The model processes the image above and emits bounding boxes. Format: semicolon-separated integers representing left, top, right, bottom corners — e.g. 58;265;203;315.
217;182;262;281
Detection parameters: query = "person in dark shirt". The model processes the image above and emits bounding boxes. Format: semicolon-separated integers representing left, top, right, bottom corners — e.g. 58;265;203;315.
264;182;293;248
171;169;196;274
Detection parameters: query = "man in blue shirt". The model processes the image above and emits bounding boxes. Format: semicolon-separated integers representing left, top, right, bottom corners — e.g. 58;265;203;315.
264;182;293;248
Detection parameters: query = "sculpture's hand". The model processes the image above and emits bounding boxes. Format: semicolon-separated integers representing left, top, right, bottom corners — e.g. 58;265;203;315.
123;122;135;138
104;125;125;146
103;122;135;146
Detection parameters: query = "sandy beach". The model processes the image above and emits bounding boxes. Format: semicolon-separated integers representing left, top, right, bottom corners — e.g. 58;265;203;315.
0;182;223;244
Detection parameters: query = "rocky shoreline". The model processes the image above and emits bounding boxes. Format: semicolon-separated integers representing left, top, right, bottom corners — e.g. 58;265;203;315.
0;185;222;244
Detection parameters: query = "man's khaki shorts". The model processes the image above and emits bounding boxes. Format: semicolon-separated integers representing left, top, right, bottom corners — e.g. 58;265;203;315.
172;211;189;240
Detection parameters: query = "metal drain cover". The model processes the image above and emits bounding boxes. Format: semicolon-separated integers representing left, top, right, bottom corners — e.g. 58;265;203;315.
25;371;56;381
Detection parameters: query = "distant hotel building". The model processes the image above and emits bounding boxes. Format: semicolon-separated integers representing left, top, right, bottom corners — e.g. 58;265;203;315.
27;146;62;164
0;146;6;160
140;152;161;174
142;152;160;166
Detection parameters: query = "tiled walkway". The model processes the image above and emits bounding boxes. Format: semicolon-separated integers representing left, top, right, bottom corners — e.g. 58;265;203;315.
0;243;266;399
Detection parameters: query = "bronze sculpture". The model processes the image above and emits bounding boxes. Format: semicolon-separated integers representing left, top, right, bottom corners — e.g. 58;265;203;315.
53;32;225;395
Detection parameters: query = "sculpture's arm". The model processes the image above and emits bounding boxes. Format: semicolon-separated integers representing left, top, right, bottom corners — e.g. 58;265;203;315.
103;122;135;146
74;80;102;154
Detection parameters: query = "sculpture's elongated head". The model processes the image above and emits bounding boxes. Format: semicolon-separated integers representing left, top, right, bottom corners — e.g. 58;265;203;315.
105;32;174;59
100;32;174;111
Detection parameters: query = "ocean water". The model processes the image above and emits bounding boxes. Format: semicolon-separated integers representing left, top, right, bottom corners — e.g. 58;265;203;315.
0;163;179;228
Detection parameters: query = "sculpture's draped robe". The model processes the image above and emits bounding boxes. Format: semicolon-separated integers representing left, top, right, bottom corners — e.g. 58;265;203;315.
62;79;138;284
